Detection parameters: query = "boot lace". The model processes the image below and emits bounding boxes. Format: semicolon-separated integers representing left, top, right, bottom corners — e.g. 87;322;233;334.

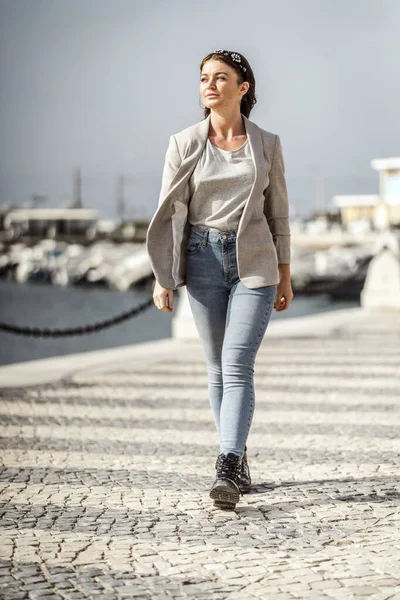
215;453;242;480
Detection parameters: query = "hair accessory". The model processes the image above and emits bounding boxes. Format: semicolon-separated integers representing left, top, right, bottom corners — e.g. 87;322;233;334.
213;49;247;72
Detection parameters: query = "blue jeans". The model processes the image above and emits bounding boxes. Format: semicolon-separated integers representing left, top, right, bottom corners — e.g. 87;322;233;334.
185;225;277;458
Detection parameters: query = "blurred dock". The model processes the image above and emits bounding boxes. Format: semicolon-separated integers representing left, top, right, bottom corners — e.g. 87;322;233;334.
0;306;399;598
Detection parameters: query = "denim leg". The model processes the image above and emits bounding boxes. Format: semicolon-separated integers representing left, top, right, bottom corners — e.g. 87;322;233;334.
186;285;228;433
186;236;228;434
219;279;277;457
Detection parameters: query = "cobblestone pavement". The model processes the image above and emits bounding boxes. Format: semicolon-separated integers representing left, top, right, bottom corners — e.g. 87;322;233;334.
1;311;400;599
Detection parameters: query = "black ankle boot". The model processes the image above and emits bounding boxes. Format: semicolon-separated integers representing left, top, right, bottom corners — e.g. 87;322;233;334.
210;452;243;509
238;445;251;493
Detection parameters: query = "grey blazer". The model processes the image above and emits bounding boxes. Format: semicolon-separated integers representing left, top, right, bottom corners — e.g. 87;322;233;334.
146;113;291;290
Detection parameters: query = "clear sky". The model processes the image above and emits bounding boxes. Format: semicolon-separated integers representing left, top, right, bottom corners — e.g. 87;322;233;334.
1;0;399;220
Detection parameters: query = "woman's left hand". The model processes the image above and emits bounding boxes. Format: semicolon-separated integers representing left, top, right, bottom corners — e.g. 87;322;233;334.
274;279;294;311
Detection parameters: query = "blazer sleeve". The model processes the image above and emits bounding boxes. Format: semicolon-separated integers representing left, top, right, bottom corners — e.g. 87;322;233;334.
157;135;182;207
263;134;291;264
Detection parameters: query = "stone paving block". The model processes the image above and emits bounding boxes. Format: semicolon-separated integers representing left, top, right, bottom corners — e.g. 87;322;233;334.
309;579;344;590
348;586;380;595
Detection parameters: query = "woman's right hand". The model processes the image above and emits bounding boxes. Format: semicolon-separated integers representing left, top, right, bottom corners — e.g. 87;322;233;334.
153;281;174;312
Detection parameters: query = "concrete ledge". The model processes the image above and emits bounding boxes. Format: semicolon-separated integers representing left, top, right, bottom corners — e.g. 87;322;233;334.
265;306;370;338
0;338;185;389
1;306;394;389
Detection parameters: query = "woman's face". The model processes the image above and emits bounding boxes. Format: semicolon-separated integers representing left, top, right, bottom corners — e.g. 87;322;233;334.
200;58;248;111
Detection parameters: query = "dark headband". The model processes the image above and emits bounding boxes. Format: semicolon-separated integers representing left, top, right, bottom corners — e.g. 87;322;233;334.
213;49;247;73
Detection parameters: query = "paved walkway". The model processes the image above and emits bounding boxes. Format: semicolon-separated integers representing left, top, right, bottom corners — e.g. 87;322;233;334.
0;308;400;599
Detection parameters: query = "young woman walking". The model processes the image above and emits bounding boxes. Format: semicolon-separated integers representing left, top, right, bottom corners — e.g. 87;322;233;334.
146;49;293;510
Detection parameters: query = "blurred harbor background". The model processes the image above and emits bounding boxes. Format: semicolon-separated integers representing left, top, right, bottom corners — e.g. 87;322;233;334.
0;279;359;366
1;0;399;367
0;195;394;365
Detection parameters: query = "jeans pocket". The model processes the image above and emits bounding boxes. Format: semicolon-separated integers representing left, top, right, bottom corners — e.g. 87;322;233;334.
186;235;202;254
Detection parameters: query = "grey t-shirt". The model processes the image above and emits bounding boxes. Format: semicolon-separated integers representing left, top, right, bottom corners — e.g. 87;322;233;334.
188;137;255;232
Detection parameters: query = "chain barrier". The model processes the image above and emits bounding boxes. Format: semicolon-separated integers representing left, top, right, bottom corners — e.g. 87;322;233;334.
0;252;379;338
0;295;154;338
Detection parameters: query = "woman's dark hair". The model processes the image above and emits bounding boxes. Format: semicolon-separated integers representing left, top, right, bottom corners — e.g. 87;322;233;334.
200;50;257;119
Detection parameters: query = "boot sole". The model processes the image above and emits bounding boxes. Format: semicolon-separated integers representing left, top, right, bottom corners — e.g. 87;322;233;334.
239;483;251;493
213;500;236;510
210;484;240;507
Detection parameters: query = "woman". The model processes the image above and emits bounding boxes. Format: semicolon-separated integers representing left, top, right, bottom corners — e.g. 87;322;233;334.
146;49;293;510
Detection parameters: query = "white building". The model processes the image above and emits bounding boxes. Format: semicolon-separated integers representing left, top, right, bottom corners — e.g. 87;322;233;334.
2;208;99;239
333;157;400;230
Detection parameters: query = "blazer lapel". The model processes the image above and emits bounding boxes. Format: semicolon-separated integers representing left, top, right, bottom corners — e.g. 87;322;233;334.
157;115;211;210
238;115;266;236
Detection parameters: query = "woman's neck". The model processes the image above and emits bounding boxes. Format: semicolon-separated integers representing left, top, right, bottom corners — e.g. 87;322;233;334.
209;111;245;140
